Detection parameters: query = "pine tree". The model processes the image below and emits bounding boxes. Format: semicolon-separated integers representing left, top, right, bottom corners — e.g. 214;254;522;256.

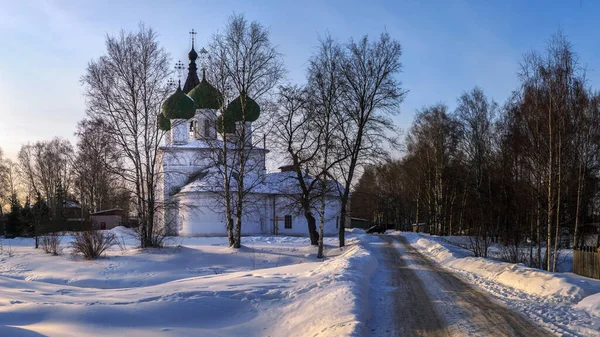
5;194;21;237
20;196;33;237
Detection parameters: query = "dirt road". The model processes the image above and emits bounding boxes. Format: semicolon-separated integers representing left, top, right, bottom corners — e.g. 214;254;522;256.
366;235;551;337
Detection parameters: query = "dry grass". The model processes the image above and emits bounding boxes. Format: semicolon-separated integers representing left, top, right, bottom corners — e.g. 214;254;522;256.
71;230;117;260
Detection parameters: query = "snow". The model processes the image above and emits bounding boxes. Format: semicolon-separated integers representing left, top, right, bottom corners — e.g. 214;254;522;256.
437;235;574;272
0;229;376;336
398;231;600;336
577;293;600;318
180;168;343;196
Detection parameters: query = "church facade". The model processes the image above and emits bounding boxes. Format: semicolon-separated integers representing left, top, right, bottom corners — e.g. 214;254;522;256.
157;40;343;237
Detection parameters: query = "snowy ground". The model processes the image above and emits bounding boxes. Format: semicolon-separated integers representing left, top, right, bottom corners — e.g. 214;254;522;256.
0;228;377;337
366;235;548;336
398;231;600;336
436;235;573;272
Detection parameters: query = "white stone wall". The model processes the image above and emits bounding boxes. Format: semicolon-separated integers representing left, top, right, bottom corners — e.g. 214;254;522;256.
195;109;217;140
171;119;188;144
177;191;341;237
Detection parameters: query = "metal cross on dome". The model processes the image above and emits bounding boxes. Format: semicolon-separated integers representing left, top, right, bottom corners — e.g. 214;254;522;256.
199;47;209;72
189;29;197;48
174;60;185;86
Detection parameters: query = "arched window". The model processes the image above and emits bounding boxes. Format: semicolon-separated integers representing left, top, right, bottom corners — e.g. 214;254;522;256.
204;119;211;137
189;121;196;139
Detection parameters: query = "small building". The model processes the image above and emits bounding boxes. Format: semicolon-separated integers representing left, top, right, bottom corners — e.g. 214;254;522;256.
90;209;123;230
412;223;427;233
63;200;83;220
350;217;371;229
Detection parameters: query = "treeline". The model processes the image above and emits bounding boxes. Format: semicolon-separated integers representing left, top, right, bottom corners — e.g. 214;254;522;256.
352;33;600;271
0;121;131;237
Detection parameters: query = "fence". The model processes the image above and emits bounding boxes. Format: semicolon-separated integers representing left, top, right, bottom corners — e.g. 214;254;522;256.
573;246;600;280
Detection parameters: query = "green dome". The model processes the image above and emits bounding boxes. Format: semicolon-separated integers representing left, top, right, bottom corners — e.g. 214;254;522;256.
225;95;260;122
216;114;236;134
157;112;171;131
162;86;196;120
188;73;223;109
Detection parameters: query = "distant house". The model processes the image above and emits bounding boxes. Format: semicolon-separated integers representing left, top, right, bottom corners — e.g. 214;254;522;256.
90;209;123;230
63;200;82;221
412;223;427;233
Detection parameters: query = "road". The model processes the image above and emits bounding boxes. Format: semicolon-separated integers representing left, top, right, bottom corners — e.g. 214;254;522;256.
366;235;551;337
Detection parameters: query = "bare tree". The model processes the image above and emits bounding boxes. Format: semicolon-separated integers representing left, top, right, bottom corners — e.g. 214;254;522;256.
573;90;600;247
81;23;171;248
73;118;128;217
0;148;9;215
406;105;460;237
335;32;406;247
17;138;74;217
306;36;348;257
454;87;497;256
272;85;321;245
210;13;284;248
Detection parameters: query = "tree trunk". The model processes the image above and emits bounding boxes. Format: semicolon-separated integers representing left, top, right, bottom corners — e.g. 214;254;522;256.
573;138;586;249
546;101;553;271
339;199;347;247
305;210;319;246
553;134;562;272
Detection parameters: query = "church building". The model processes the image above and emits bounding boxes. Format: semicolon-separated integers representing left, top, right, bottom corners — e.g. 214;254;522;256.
157;36;343;237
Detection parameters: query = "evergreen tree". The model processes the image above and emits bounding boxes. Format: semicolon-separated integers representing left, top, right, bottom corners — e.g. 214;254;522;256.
5;194;21;237
20;196;32;237
32;192;50;248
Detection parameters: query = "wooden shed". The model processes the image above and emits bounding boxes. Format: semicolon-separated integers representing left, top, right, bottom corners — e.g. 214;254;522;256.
412;223;427;233
90;208;123;230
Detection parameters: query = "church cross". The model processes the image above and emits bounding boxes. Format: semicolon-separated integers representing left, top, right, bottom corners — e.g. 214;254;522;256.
189;29;197;48
175;60;185;87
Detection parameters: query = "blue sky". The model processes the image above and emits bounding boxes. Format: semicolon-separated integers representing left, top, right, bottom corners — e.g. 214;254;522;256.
1;0;599;160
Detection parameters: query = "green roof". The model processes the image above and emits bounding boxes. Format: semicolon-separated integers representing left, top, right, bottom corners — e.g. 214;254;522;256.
162;86;196;120
225;94;260;122
216;114;236;134
188;72;223;110
157;112;171;131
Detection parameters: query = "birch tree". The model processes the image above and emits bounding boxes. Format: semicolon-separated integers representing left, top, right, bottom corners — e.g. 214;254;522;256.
336;32;405;247
210;14;284;248
81;23;171;248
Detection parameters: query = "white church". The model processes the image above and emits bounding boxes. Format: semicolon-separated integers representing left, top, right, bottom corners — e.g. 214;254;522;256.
157;39;343;237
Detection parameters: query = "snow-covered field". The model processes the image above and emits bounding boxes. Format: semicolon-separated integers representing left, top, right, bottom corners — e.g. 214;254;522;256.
398;231;600;336
0;228;377;337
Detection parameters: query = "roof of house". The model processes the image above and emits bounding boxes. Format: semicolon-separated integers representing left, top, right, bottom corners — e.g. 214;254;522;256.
90;208;123;216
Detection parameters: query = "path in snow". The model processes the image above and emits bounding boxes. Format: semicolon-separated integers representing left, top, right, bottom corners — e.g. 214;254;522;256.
366;235;551;337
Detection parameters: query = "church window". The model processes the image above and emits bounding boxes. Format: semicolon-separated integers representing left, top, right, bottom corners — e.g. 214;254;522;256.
189;121;196;138
204;119;211;137
284;215;292;229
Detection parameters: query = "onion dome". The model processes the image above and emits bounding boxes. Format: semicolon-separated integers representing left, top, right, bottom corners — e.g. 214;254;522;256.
162;86;196;120
188;46;198;61
188;70;223;109
225;94;260;122
216;114;236;134
157;112;172;131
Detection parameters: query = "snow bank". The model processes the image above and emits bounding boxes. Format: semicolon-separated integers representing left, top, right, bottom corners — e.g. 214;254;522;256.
400;231;600;336
439;235;574;273
577;293;600;317
402;232;600;302
346;228;366;234
270;234;378;337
